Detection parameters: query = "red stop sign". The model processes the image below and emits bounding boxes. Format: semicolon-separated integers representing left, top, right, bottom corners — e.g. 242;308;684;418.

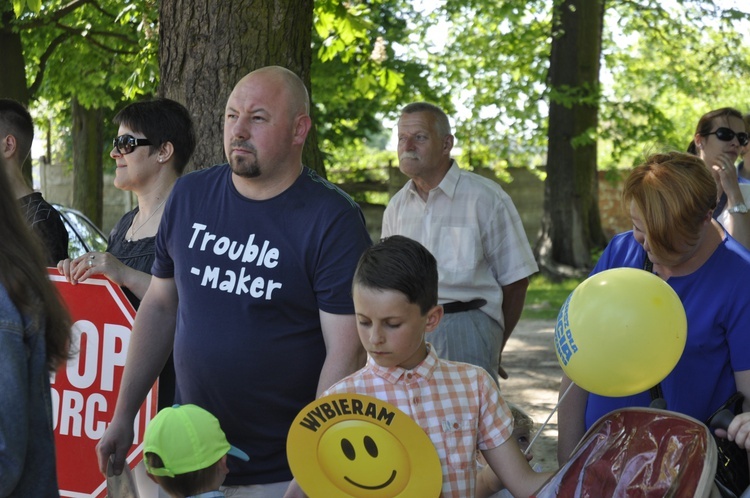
49;270;158;497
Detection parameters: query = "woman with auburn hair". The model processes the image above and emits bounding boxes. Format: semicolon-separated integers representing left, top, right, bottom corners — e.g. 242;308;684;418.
0;158;71;495
687;107;750;248
557;151;750;466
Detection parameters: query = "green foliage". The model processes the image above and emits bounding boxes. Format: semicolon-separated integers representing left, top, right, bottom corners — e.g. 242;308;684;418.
430;0;553;170
11;0;750;189
18;0;159;107
311;0;446;163
324;137;397;205
9;0;159;165
13;0;41;16
421;0;750;174
597;0;750;169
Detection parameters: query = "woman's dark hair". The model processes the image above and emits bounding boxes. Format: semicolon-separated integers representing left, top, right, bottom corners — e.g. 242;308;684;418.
113;98;196;174
0;160;71;371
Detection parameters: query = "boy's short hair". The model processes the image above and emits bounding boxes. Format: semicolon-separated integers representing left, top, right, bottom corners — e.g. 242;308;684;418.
144;452;220;496
0;99;34;161
143;404;248;494
354;235;438;314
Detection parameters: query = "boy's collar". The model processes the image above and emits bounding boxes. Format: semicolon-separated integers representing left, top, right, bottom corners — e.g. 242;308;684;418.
369;344;439;383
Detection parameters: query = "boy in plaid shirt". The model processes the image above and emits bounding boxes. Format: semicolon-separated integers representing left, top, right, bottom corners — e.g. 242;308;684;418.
324;235;552;498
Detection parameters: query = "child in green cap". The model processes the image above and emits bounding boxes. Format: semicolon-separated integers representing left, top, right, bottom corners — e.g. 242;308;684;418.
143;404;249;498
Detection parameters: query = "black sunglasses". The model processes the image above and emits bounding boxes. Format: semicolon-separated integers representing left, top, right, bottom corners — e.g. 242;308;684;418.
702;127;749;147
112;134;153;155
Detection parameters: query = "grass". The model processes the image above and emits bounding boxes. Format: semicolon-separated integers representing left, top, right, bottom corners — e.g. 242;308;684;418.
521;275;583;320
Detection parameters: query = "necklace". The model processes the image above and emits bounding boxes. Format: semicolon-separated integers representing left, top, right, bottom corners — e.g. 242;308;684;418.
126;198;167;242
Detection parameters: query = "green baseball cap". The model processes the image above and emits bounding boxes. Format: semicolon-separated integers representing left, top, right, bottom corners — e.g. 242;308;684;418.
143;404;249;477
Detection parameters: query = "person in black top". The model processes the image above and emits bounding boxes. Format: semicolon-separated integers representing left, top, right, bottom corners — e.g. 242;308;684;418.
57;98;196;410
0;99;68;265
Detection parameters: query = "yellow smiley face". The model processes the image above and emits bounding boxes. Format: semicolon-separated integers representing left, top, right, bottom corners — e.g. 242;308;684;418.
318;420;410;496
287;394;442;498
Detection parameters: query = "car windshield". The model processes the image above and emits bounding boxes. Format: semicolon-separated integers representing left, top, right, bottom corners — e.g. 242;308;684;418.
55;205;108;259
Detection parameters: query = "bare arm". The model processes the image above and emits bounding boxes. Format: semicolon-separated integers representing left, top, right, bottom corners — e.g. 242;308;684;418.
95;276;178;475
475;464;503;498
481;438;553;498
712;155;750;249
557;374;589;465
282;312;365;498
57;251;152;300
495;278;530;379
316;310;366;396
500;277;529;349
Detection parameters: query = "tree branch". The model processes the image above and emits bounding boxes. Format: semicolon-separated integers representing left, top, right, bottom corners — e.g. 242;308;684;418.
28;32;73;97
54;21;139;45
18;0;117;29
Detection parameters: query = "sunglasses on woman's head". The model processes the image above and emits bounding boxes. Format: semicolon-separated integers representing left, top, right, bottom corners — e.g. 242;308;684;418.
112;134;153;155
702;127;749;147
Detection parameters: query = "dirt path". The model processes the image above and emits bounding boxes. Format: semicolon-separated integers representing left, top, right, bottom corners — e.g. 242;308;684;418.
500;319;561;471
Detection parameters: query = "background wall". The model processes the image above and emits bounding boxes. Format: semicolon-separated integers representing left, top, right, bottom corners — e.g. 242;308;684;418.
362;166;631;246
39;160;632;246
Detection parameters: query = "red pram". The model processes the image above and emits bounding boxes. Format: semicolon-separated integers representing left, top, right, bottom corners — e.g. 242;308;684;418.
534;408;719;497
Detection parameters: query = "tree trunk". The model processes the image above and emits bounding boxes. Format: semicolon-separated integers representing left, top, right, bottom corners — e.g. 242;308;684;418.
158;0;324;176
1;7;34;185
72;98;104;227
536;0;607;279
0;10;30;104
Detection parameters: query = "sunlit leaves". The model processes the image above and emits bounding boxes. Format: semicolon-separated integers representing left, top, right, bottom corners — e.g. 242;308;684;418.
12;0;41;16
311;0;442;164
7;0;159;166
431;0;750;173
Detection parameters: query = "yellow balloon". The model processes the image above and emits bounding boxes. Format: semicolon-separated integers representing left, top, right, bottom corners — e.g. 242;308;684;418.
555;268;687;397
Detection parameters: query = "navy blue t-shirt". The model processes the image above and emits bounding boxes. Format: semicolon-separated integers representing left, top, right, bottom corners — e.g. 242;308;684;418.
153;164;371;484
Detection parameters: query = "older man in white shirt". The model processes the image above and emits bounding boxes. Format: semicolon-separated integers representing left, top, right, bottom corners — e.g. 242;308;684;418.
382;102;538;381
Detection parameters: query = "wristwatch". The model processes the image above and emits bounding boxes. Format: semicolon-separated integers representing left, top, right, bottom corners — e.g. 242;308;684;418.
728;203;749;214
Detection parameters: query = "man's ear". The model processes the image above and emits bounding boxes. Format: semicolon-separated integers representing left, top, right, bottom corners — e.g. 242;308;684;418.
292;114;312;146
425;304;444;333
443;134;454;154
2;134;17;159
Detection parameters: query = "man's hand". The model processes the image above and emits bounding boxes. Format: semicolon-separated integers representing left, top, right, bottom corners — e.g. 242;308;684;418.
95;416;135;476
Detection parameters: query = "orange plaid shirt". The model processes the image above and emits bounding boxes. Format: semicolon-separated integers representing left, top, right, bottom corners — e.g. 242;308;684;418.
325;344;513;498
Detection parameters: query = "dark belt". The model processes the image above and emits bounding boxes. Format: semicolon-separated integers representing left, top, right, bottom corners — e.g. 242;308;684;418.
442;299;487;314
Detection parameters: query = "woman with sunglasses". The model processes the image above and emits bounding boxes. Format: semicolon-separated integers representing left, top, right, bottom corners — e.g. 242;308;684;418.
57;97;195;411
687;107;750;248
